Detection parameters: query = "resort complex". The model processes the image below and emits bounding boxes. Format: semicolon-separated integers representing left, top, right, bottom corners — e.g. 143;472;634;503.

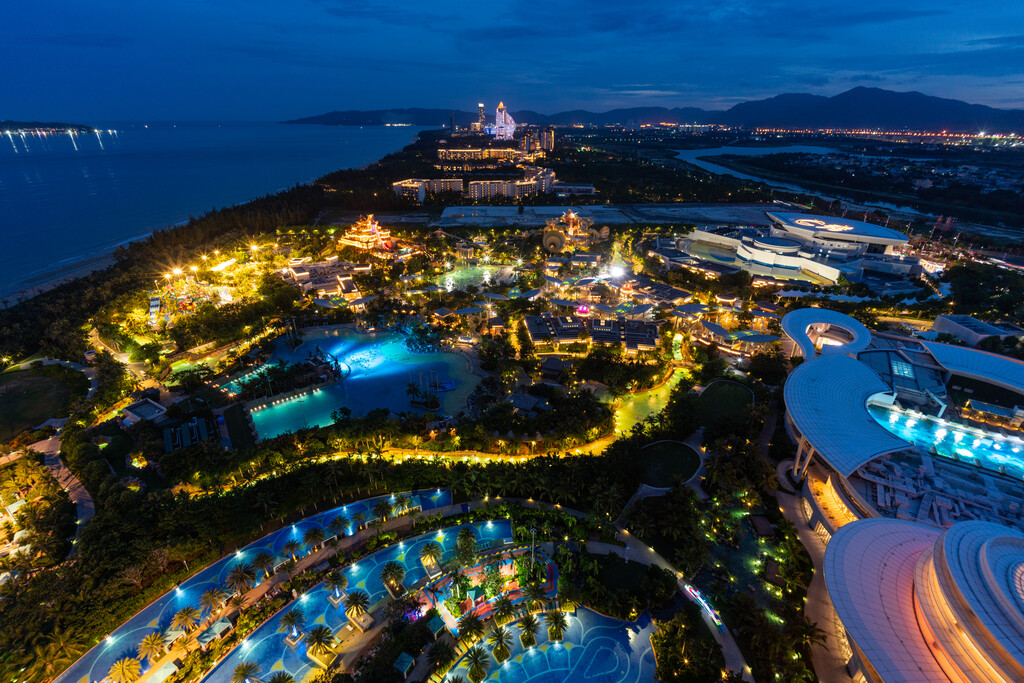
5;119;1024;683
781;307;1024;682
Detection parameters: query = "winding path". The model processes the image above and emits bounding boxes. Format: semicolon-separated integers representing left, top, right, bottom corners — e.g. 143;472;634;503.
29;436;95;533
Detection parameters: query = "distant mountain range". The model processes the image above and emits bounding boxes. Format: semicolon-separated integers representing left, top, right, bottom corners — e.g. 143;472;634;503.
283;87;1024;133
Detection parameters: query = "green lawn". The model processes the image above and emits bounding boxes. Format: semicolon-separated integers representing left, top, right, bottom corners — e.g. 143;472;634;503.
639;440;701;487
700;380;754;433
0;371;72;440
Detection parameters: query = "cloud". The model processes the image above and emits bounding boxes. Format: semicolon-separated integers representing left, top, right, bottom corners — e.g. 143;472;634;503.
848;74;886;83
795;74;830;86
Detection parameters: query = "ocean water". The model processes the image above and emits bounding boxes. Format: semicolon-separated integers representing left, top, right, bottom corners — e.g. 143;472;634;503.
0;122;427;298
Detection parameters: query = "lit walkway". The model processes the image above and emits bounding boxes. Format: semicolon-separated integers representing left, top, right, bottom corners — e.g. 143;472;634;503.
29;436;95;533
775;460;855;683
588;534;753;681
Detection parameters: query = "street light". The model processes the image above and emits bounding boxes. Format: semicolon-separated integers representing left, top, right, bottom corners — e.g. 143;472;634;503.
173;268;182;276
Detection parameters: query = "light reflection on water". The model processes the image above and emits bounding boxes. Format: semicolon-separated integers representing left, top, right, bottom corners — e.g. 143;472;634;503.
247;328;478;439
869;404;1024;480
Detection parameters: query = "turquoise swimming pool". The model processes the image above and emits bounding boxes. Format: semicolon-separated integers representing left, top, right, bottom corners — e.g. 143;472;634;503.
869;404;1024;480
435;265;516;291
445;608;657;683
203;520;513;683
240;328;479;439
54;490;451;683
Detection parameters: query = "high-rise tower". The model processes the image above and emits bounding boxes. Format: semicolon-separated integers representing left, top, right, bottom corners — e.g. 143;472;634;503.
494;101;516;141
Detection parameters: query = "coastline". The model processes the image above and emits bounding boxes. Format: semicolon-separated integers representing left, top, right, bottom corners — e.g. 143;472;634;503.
1;123;430;305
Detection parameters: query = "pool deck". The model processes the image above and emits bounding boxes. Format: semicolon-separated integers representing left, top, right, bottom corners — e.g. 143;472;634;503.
202;520;513;683
57;490;453;683
445;607;657;683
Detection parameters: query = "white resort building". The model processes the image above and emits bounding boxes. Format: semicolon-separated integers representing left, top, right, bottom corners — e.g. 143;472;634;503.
779;307;1024;682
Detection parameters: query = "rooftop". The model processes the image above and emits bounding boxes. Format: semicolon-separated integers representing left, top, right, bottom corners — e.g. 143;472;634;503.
768;211;909;245
784;354;912;477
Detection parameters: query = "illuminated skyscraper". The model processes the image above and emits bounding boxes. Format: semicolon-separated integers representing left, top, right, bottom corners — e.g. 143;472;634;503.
478;103;486;126
541;126;555;151
494;101;516;140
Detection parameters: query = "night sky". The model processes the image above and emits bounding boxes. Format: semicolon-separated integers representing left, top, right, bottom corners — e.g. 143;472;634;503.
5;0;1024;122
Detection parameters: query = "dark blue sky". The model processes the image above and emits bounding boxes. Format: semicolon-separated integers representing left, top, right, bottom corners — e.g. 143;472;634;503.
5;0;1024;122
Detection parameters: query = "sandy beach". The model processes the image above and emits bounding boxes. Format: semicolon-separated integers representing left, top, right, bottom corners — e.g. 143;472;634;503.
2;251;118;304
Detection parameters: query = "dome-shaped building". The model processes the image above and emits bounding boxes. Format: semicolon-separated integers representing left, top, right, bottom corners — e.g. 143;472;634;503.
825;519;1024;682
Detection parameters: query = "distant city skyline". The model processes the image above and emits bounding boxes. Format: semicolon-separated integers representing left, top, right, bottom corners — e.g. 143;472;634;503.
4;0;1023;121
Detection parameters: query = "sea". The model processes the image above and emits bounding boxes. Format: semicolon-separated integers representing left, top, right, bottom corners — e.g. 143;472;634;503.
0;122;428;298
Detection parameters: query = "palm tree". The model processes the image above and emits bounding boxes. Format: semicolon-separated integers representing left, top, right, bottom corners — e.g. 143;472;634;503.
380;560;406;594
518;613;539;647
324;570;348;599
137;632;166;663
226;564;256;594
252;552;275;578
303;525;325;551
108;658;141;683
200;587;227;615
426;639;456;672
305;624;335;658
279;608;306;638
458;612;484;643
447;677;468;683
419;540;443;567
29;626;84;678
373;498;392;522
282;540;303;561
231;660;262;683
171;606;201;632
524;581;547;611
227;594;247;614
351;511;366;531
395;493;412;515
544;610;568;641
493;595;515;624
266;673;295;683
488;626;513;662
787;616;829;652
327;515;349;538
344;589;370;617
463;645;491;683
456;527;477;566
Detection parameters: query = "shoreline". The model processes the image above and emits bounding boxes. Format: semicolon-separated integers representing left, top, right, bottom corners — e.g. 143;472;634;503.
2;125;430;305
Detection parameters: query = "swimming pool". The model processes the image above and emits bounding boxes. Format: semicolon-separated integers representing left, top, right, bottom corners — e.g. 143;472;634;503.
435;265;516;291
445;608;657;683
239;328;479;439
203;520;513;683
54;490;452;683
869;404;1024;480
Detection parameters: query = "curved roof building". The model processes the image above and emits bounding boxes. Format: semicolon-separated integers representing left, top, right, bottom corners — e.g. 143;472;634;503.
767;212;909;251
785;354;912;478
781;306;872;359
826;519;1024;683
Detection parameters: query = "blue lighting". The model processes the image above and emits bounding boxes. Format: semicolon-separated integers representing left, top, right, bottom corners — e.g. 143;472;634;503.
870;404;1024;480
